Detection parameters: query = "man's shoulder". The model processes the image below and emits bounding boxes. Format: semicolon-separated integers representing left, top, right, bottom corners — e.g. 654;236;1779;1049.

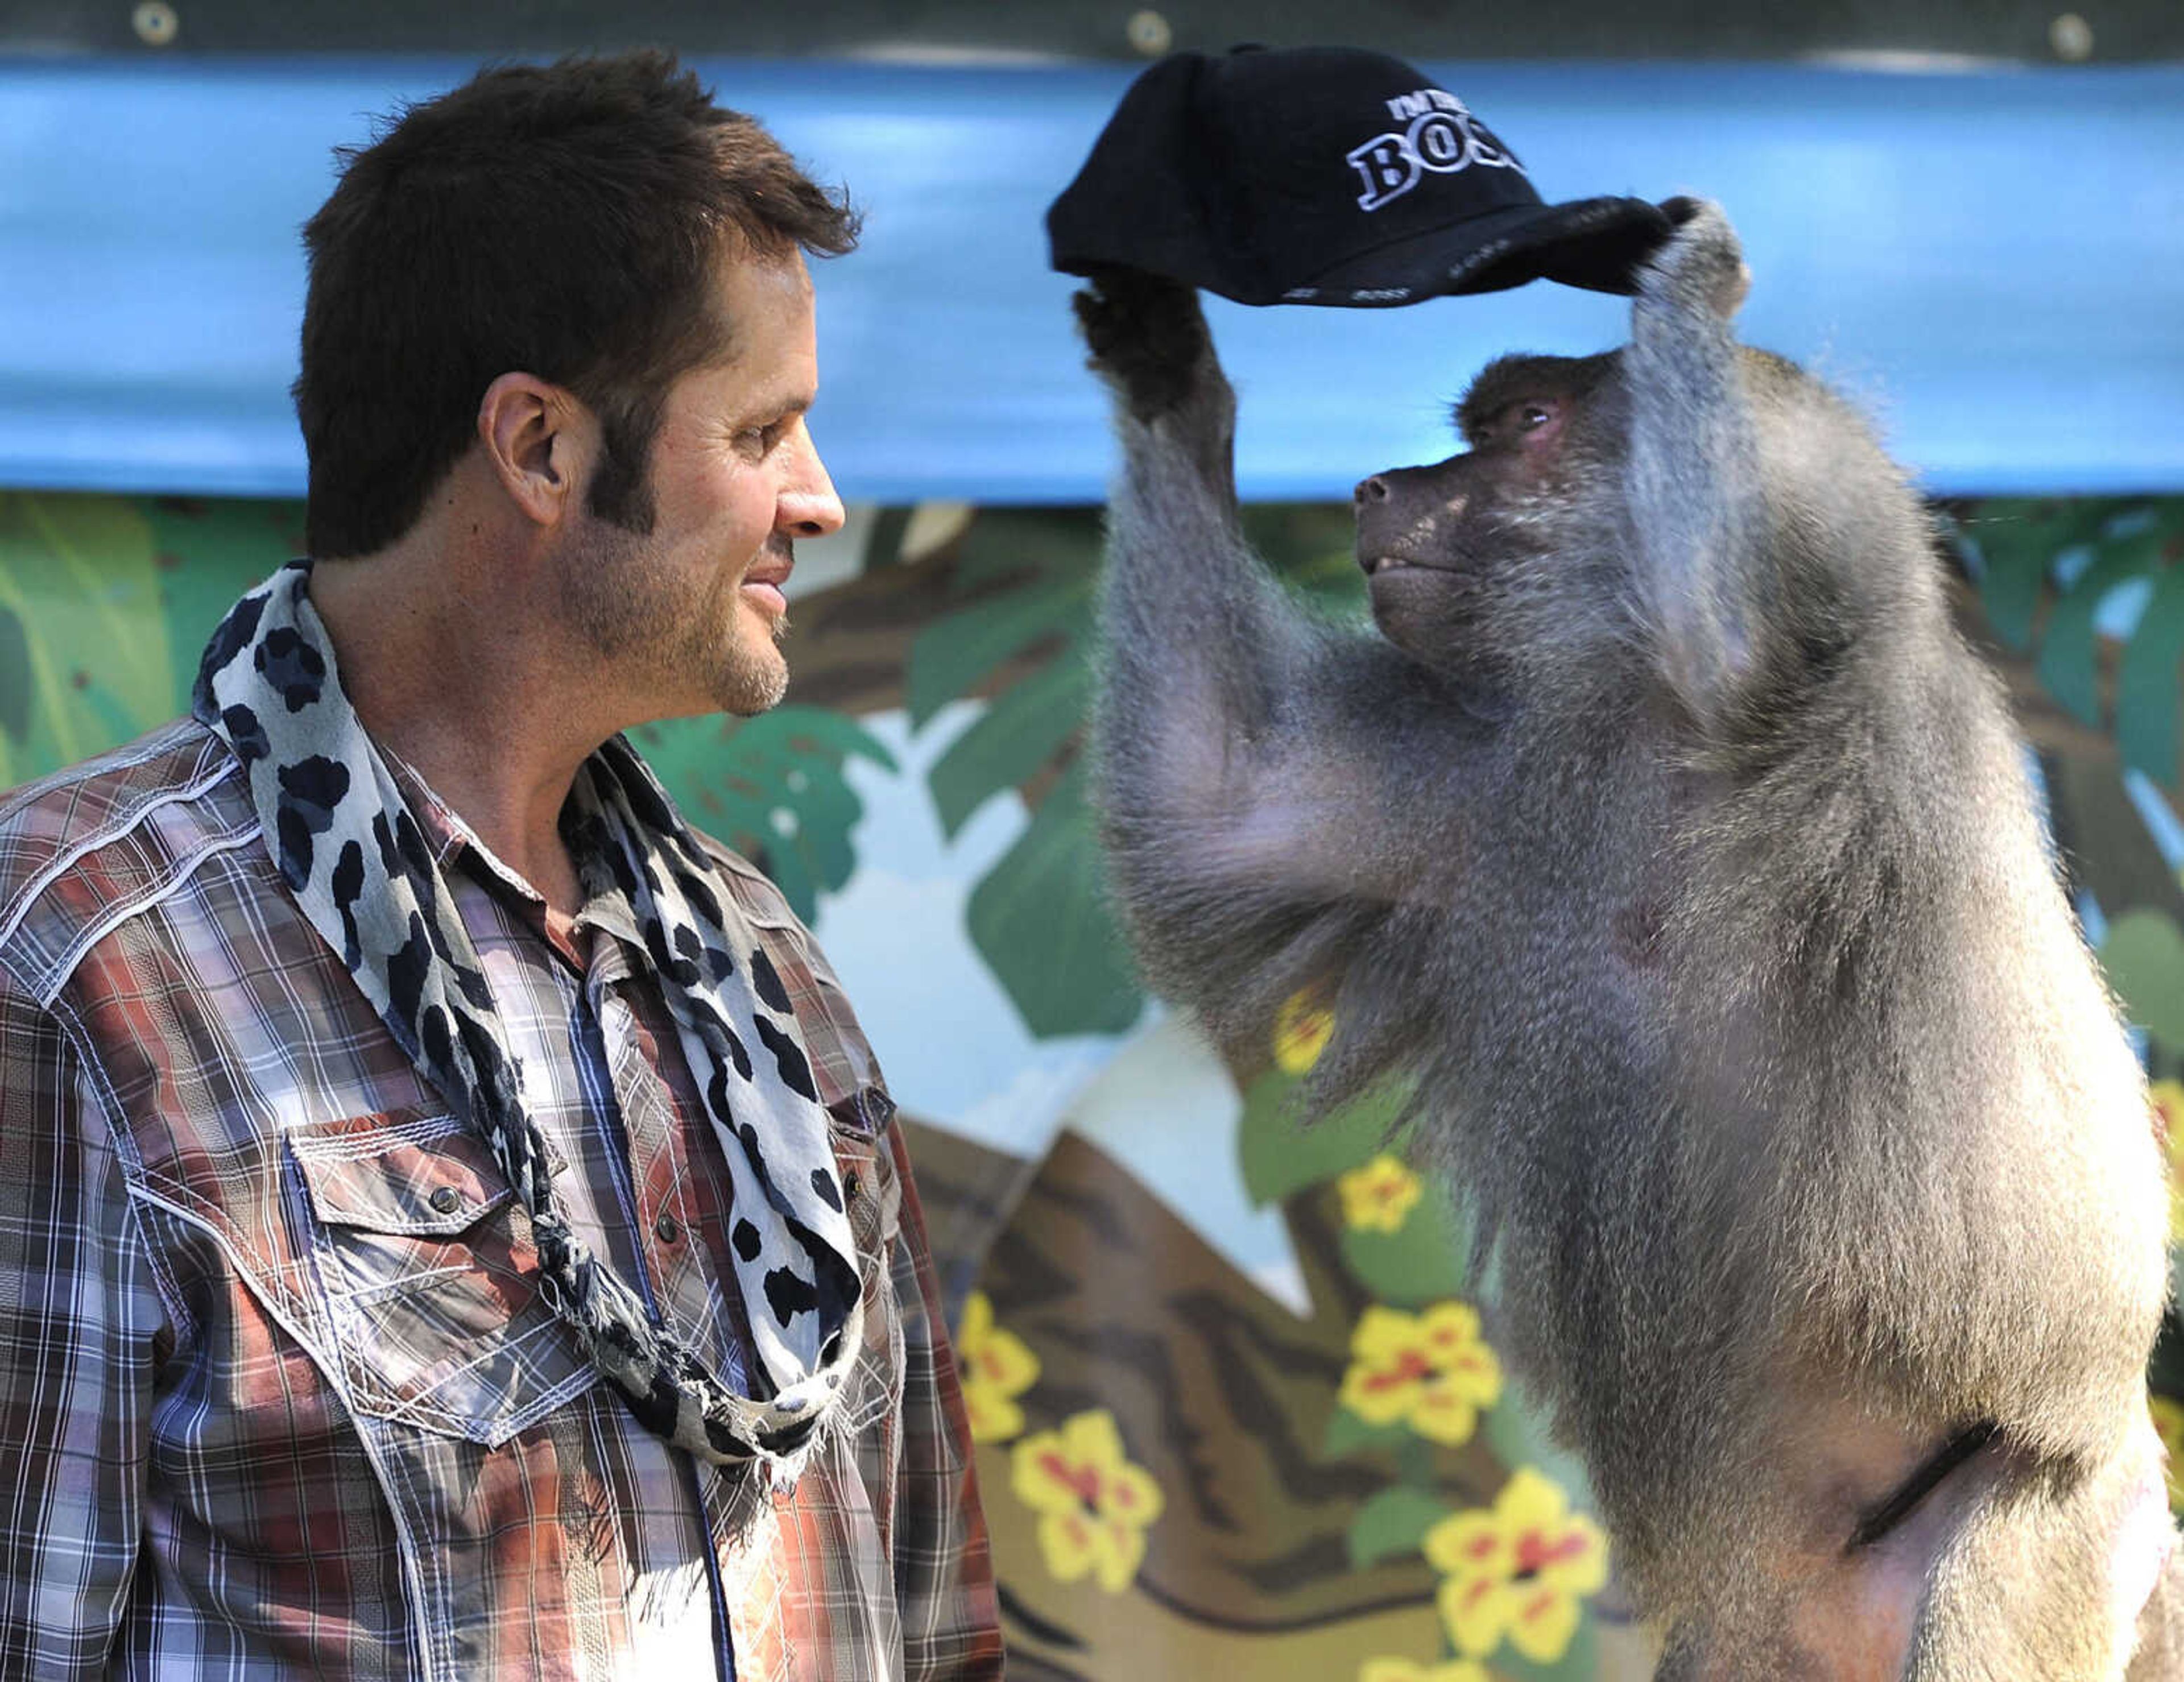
0;718;254;1003
688;827;811;935
683;824;836;987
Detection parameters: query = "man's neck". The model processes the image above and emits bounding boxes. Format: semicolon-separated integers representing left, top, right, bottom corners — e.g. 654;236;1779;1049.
305;517;603;918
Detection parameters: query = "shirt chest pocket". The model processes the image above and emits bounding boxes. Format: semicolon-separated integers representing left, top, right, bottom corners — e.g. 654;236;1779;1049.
287;1108;601;1447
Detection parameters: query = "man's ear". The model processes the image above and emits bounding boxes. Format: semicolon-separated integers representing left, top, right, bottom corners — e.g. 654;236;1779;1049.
477;372;593;528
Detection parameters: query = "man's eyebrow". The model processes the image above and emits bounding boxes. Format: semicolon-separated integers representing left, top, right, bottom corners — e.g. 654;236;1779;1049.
734;391;815;424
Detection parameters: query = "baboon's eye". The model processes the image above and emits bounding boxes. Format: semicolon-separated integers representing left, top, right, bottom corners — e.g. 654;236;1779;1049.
1847;1421;1997;1552
1517;404;1553;432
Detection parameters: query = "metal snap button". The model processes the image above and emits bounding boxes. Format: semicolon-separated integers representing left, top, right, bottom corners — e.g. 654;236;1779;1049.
654;1211;682;1245
842;1170;861;1204
428;1186;462;1216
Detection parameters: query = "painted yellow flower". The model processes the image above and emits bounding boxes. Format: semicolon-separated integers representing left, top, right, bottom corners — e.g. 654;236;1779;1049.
1358;1659;1494;1682
2153;1394;2184;1515
1338;1302;1502;1445
1011;1408;1165;1592
1273;987;1336;1074
956;1290;1040;1444
1425;1467;1610;1663
1339;1153;1425;1233
2156;1080;2184;1244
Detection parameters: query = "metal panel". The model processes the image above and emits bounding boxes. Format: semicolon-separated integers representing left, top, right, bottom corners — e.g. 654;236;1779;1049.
0;56;2179;502
6;0;2179;63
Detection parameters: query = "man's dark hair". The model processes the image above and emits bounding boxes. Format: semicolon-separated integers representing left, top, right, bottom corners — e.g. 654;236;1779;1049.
295;51;859;558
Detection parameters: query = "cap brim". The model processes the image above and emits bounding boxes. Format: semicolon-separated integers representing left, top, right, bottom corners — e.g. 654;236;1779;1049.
1284;196;1675;308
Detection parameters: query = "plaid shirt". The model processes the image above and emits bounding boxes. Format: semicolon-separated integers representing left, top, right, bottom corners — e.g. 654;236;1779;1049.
0;716;1002;1680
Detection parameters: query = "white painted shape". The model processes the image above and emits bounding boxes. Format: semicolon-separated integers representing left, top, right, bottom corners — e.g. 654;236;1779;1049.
805;703;1118;1162
2124;770;2184;871
782;502;876;601
1061;1013;1310;1318
805;703;1308;1311
1249;1258;1313;1318
899;501;974;564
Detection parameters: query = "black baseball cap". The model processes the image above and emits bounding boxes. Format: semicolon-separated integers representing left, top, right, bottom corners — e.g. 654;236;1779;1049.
1047;45;1674;306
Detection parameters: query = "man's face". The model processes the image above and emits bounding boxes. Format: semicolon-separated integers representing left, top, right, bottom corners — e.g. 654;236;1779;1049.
558;251;843;720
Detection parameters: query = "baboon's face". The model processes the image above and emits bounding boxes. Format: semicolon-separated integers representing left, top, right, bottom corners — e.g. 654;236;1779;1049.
1354;353;1620;678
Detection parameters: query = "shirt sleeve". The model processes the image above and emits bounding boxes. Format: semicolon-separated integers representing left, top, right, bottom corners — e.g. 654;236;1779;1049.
883;1117;1005;1680
0;975;162;1676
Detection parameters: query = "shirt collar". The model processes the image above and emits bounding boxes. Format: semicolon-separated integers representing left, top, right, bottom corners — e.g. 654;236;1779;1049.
383;744;651;971
381;751;528;892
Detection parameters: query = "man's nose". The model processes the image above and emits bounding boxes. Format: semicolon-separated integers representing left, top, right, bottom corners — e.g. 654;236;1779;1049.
780;425;845;539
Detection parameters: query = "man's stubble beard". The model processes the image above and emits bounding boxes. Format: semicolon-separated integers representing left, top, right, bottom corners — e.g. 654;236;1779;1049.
560;522;791;721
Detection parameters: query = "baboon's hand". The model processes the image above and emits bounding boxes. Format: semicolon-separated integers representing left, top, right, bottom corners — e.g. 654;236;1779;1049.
1074;269;1232;430
1643;198;1749;321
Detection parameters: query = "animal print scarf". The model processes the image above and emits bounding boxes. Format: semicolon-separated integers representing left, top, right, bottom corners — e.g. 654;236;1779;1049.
194;562;861;1467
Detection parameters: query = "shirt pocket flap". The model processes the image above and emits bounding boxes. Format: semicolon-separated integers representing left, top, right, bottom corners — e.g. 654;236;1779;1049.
827;1088;903;1260
289;1111;561;1237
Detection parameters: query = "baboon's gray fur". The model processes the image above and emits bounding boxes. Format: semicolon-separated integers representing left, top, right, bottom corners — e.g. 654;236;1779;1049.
1079;205;2172;1675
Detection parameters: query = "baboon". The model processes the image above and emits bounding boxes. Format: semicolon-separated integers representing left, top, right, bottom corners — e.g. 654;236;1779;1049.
1078;201;2181;1676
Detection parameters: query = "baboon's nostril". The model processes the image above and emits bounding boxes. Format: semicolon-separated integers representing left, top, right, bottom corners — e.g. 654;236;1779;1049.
1354;475;1391;507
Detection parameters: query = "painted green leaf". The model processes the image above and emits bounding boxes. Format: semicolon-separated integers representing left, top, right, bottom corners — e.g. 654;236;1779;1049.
963;763;1143;1037
1237;1069;1410;1207
0;492;173;788
1959;499;2111;652
895;509;1127;1038
2116;565;2184;788
928;654;1090;839
0;607;28;745
1324;1403;1412;1457
1345;1485;1454;1569
1340;1190;1471;1307
2036;528;2168;727
1496;1616;1602;1682
1480;1418;1596;1528
904;573;1090;728
631;706;896;924
902;504;1102;734
2098;908;2184;1055
1970;540;2044;653
1240;502;1371;612
948;507;1103;590
142;497;307;711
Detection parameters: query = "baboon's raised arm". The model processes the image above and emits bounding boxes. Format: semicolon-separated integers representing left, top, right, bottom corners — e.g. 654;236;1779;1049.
1081;272;1495;1066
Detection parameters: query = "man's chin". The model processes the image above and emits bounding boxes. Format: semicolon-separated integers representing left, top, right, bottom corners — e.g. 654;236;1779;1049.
712;640;790;717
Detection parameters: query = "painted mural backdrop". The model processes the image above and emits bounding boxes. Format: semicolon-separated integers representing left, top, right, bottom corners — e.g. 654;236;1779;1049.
5;487;2184;1678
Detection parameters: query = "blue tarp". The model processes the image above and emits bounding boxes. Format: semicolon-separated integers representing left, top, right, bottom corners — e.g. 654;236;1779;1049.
1;56;2179;502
